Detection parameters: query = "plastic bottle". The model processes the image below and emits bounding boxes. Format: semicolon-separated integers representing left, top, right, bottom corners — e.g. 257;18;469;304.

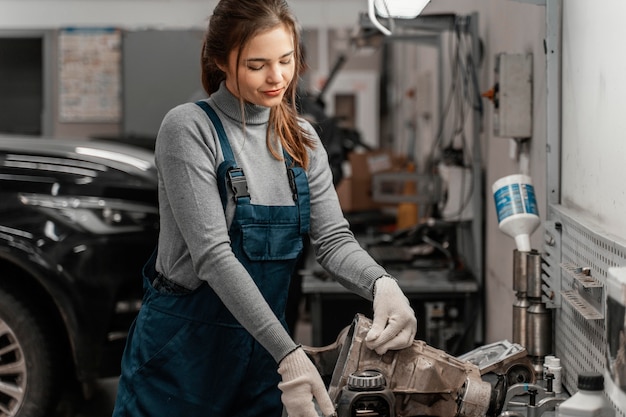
557;372;615;417
543;355;555;380
547;357;563;394
492;174;540;252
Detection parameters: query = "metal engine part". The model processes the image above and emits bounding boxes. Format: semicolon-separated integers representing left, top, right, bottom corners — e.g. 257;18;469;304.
304;314;496;417
458;340;536;387
335;369;396;417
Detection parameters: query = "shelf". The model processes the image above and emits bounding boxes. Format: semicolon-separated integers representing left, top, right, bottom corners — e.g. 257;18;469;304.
561;262;603;288
560;289;604;320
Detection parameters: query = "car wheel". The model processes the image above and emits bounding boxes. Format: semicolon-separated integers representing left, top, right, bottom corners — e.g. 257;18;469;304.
0;288;59;417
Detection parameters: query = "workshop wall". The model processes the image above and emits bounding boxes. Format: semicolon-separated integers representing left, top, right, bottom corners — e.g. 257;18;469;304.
0;1;379;142
560;1;626;237
0;0;564;342
0;0;365;30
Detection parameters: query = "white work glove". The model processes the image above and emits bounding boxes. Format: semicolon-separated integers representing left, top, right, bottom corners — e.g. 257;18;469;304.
365;275;417;355
277;347;336;417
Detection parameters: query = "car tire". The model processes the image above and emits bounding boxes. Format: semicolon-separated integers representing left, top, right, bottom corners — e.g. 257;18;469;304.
0;287;60;417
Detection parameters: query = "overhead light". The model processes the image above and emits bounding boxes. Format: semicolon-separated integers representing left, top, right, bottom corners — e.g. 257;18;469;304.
375;0;431;18
368;0;431;35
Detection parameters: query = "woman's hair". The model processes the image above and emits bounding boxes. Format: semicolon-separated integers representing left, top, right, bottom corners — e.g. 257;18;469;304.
201;0;315;169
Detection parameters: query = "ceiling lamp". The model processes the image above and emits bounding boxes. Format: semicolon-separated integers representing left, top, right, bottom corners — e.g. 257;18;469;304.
368;0;431;35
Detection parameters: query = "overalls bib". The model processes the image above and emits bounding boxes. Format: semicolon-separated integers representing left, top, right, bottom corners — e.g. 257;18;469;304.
112;102;310;416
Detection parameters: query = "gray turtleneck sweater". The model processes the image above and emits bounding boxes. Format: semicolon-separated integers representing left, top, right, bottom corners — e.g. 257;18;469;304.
154;83;388;363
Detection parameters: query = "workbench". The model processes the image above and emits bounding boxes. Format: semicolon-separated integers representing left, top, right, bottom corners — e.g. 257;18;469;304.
302;267;481;355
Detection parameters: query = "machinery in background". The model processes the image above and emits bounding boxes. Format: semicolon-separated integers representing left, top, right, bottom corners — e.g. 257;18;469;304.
303;215;479;355
365;218;460;272
305;314;537;417
423;300;467;353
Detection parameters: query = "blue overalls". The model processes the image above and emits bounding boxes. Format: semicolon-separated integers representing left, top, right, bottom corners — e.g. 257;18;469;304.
112;102;310;416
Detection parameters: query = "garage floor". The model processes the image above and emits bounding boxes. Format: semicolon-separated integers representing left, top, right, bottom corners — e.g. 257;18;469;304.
69;320;312;417
72;377;119;417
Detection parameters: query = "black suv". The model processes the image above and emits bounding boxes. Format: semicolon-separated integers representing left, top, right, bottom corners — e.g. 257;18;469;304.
0;135;159;417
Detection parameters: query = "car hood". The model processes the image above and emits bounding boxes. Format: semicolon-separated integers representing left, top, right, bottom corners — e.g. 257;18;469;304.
0;134;157;184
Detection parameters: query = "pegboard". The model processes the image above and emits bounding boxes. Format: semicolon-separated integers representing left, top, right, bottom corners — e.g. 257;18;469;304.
543;204;626;416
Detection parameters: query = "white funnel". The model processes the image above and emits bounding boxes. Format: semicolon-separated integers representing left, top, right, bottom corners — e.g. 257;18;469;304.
492;174;540;252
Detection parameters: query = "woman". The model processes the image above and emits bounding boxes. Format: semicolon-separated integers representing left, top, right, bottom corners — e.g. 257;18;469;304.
112;0;416;416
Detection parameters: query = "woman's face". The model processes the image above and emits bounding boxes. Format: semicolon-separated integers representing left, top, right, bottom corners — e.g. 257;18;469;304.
221;24;296;107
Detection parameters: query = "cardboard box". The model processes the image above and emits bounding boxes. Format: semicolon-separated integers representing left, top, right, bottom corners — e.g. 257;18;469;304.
336;176;378;213
337;150;404;213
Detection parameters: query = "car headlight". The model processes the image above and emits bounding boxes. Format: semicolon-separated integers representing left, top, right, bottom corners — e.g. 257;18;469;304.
19;193;158;235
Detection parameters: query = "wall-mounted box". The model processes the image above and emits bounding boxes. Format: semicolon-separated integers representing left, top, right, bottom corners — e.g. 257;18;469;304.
493;53;533;138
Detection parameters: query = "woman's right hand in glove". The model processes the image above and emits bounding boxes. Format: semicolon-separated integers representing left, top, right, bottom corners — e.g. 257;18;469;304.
277;347;336;417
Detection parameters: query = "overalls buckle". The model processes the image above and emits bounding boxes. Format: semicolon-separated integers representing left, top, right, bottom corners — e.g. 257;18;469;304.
287;168;298;201
227;168;250;200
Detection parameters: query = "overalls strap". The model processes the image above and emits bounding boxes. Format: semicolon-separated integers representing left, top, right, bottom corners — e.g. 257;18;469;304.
195;101;250;209
284;154;310;235
195;100;235;162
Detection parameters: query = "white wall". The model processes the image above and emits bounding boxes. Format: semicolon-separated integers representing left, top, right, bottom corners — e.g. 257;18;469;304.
0;0;365;30
561;1;626;236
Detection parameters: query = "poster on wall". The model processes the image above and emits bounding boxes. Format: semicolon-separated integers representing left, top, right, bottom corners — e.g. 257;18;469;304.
58;27;122;123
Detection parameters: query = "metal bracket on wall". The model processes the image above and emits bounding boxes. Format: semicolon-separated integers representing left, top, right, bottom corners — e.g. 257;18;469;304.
560;262;604;321
542;219;562;309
